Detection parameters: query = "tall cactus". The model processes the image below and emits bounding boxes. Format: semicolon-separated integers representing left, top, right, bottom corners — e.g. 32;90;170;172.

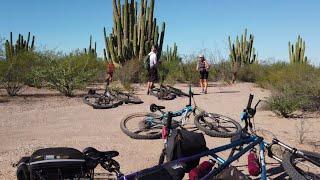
84;35;97;58
4;32;35;61
289;35;307;64
228;29;257;83
164;43;179;62
104;0;165;66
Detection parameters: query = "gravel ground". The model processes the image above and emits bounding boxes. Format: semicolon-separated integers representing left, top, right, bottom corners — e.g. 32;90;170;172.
0;83;319;179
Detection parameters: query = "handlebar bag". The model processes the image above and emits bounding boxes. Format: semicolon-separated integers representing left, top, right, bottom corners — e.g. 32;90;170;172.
166;129;208;172
28;147;89;179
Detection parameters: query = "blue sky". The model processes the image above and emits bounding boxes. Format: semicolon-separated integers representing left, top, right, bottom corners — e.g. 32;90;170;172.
1;0;320;63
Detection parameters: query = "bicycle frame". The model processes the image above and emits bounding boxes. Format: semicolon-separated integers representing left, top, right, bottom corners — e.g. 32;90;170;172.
114;135;265;180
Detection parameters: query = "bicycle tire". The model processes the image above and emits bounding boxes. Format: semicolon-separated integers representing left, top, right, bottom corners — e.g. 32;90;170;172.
92;99;123;109
158;93;176;100
194;112;242;138
282;150;320;180
120;112;162;139
116;92;144;104
83;94;101;107
167;85;189;97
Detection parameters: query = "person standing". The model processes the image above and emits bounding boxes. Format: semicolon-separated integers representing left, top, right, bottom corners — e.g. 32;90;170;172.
196;54;210;94
147;45;158;94
106;61;115;86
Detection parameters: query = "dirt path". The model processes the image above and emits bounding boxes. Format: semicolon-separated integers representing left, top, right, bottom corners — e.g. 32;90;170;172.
0;83;319;179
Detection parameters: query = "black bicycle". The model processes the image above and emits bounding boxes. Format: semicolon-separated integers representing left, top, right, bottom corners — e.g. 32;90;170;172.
83;87;143;109
149;84;176;100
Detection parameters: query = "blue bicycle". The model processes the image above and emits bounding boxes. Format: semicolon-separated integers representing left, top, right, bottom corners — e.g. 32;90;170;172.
193;94;320;180
120;85;242;139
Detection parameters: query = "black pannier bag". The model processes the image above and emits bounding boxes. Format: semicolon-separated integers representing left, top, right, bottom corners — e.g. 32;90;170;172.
166;129;208;172
17;147;90;180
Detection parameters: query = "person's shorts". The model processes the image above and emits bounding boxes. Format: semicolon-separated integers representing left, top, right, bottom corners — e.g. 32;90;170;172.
200;71;208;80
148;67;158;82
107;72;113;78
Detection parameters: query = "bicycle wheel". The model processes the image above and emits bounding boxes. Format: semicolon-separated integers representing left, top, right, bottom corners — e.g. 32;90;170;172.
92;96;123;109
158;88;176;100
194;112;242;138
120;112;163;139
282;150;320;180
83;94;101;107
167;85;189;97
116;92;143;104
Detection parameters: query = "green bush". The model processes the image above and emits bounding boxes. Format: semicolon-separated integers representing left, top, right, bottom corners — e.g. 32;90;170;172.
181;60;199;85
0;51;40;96
237;63;266;83
30;51;101;97
113;58;146;90
261;63;320;117
267;86;308;118
213;61;232;83
158;57;183;84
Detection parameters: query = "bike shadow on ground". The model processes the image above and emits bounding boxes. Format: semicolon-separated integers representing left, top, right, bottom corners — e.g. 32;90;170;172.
255;163;288;180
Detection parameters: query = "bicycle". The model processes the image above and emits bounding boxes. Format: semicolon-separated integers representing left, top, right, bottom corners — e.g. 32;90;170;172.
192;94;320;180
83;86;143;109
120;85;242;139
149;84;177;100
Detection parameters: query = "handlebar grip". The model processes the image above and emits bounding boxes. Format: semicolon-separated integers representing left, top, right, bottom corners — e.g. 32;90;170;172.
246;94;254;109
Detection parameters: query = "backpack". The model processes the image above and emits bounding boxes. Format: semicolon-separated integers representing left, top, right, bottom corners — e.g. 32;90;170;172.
143;55;150;70
165;129;208;172
16;147;89;180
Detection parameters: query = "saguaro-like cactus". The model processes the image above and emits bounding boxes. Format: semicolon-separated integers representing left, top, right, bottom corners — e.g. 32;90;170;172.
164;43;179;62
228;29;257;83
289;35;307;64
84;35;97;57
5;32;35;60
104;0;165;66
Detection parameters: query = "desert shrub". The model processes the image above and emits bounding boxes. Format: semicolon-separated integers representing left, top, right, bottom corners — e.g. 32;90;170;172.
113;59;145;90
181;60;199;85
267;86;309;118
237;63;266;83
0;51;40;96
158;57;184;84
263;63;320;117
31;51;100;96
213;60;232;83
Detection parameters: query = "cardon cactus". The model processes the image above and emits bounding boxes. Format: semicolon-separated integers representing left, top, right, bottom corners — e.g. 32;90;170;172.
164;43;179;62
228;29;257;83
84;35;97;58
5;32;35;61
104;0;165;66
289;35;307;64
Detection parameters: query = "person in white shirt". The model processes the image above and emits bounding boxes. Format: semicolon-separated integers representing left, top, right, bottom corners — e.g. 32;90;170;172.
147;45;158;94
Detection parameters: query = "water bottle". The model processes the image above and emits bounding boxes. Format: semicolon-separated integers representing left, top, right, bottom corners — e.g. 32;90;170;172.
189;159;215;180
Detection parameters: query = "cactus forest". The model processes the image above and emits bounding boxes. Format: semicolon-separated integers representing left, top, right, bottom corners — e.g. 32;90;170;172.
103;0;165;66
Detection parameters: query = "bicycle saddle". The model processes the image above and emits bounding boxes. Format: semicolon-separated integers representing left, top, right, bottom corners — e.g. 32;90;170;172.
150;104;165;112
83;147;119;160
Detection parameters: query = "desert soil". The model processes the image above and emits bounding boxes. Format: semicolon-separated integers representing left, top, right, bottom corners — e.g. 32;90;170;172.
0;82;319;179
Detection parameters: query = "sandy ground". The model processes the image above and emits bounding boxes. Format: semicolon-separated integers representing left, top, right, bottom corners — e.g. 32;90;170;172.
0;82;319;179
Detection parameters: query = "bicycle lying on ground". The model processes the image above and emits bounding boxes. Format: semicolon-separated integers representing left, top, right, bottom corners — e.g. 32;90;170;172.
120;85;242;139
83;86;143;109
149;84;190;100
16;95;320;180
191;94;320;180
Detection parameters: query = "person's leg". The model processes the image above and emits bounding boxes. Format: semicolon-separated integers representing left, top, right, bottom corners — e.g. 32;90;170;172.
147;82;151;94
204;71;208;93
204;79;208;94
